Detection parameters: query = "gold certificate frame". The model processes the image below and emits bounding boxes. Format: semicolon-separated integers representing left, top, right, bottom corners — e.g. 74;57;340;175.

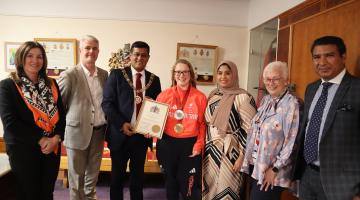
34;38;77;76
176;43;218;85
134;99;170;139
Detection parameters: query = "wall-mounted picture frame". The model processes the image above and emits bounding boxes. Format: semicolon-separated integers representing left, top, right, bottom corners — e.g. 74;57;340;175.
176;43;218;85
34;38;77;76
4;42;22;72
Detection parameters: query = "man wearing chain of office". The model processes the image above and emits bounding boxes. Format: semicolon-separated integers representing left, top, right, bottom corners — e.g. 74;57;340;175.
102;41;161;200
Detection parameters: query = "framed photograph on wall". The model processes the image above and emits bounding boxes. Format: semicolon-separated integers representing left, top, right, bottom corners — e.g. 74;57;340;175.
34;38;77;76
176;43;218;85
4;42;22;72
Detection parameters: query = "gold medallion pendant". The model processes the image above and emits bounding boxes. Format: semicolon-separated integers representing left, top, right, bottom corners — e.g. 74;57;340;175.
135;95;142;104
151;125;161;133
174;123;184;133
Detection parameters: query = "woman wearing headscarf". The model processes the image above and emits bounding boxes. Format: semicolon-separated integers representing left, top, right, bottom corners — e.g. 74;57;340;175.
202;60;257;200
0;41;65;200
241;61;299;200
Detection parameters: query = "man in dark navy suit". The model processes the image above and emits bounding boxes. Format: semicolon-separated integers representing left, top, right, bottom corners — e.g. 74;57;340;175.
102;41;161;200
293;36;360;200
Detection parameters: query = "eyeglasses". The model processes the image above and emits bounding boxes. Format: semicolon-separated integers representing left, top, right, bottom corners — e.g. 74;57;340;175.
174;70;190;76
264;77;282;84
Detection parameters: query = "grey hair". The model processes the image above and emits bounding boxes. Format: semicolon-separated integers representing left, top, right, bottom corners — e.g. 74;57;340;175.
79;35;99;49
263;61;289;80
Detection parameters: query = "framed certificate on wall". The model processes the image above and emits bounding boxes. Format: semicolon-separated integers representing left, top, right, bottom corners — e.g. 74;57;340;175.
177;43;218;85
34;38;77;76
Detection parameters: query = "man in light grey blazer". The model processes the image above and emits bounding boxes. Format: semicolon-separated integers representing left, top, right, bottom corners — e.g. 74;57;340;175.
58;35;108;200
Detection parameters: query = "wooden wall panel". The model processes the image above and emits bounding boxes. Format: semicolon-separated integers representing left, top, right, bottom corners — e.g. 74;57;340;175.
0;138;5;153
279;0;322;28
277;27;290;63
325;0;351;8
290;0;360;98
279;0;352;29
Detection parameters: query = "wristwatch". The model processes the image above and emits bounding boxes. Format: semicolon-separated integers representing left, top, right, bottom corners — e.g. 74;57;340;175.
272;167;279;173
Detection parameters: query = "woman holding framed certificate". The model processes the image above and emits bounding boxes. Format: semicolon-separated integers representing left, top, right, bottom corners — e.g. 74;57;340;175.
156;59;207;200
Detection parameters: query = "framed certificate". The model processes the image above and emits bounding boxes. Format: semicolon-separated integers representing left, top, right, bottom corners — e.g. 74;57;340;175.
134;99;169;139
34;38;77;77
176;43;218;85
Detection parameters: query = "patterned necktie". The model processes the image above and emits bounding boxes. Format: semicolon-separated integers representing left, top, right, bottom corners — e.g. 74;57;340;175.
304;82;333;164
135;73;143;118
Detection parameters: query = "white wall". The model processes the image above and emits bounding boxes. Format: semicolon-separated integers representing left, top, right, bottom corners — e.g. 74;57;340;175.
0;0;308;29
0;15;249;136
248;0;305;29
0;0;249;27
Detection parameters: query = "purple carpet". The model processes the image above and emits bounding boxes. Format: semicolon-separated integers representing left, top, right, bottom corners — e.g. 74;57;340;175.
54;172;166;200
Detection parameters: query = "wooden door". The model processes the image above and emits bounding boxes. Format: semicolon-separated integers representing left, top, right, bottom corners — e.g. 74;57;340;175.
290;0;360;98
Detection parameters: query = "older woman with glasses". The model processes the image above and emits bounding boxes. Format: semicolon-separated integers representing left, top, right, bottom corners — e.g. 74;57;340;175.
156;59;207;200
241;61;300;200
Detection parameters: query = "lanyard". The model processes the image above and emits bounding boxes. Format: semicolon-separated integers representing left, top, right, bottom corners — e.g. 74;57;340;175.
174;86;191;111
173;86;191;134
273;89;288;111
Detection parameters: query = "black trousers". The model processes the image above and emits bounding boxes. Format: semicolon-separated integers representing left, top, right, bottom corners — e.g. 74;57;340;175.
157;135;202;200
110;134;149;200
6;143;60;200
250;179;284;200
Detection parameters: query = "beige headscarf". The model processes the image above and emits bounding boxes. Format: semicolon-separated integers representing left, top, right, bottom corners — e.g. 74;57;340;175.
209;60;247;134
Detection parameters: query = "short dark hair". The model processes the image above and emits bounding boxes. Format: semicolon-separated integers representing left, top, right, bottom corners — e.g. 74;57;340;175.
311;36;346;56
130;41;150;54
11;41;50;86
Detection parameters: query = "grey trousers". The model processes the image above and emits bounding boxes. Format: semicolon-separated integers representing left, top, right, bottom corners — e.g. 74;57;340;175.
299;166;327;200
66;127;105;200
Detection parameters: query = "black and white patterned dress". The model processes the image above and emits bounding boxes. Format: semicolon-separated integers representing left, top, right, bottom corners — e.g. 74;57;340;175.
202;92;256;200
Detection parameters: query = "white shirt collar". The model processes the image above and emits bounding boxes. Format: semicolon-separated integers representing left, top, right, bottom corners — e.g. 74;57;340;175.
321;68;346;85
81;63;98;77
130;66;145;78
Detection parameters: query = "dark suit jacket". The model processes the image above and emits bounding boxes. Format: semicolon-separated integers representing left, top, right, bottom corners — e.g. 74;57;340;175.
0;78;66;147
102;67;161;151
293;72;360;200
